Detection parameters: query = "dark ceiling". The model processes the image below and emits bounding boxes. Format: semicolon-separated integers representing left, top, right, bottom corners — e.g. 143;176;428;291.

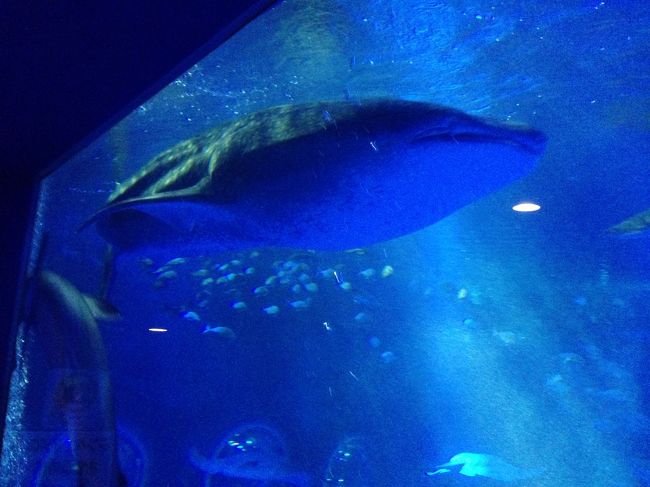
2;1;275;179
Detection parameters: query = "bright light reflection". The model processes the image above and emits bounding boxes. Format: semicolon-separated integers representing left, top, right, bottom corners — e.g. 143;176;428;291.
148;327;168;333
512;202;541;212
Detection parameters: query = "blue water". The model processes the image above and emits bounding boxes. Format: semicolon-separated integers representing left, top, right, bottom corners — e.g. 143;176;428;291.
6;0;650;485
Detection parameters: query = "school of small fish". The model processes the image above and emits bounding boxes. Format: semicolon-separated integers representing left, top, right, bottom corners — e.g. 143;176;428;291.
138;249;403;364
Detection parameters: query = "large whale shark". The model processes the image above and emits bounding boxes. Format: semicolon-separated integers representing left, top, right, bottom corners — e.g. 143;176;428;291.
86;99;546;258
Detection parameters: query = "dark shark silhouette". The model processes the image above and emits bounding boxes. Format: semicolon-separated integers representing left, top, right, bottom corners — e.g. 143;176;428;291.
29;270;125;486
86;99;546;257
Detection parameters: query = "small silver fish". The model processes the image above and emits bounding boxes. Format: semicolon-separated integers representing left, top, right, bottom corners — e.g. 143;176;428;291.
183;311;201;322
202;325;236;339
359;268;376;279
157;270;177;280
283;260;298;270
381;265;394;277
319;268;336;279
380;351;396;363
263;305;280;315
304;282;319;292
289;299;311;309
354;312;368;322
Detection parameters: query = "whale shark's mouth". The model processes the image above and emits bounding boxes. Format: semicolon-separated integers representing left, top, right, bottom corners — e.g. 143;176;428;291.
412;116;547;154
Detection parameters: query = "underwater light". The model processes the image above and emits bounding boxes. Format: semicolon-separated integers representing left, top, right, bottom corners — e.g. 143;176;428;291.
148;327;168;333
512;202;540;212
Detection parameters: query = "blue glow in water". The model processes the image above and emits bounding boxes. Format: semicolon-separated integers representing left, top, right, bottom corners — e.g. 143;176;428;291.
7;1;649;486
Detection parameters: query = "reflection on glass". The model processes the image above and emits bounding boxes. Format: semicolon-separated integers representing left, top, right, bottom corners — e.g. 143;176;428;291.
190;423;310;486
323;436;368;486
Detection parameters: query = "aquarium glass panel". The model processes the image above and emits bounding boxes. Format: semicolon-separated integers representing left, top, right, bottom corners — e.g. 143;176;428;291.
3;1;649;485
